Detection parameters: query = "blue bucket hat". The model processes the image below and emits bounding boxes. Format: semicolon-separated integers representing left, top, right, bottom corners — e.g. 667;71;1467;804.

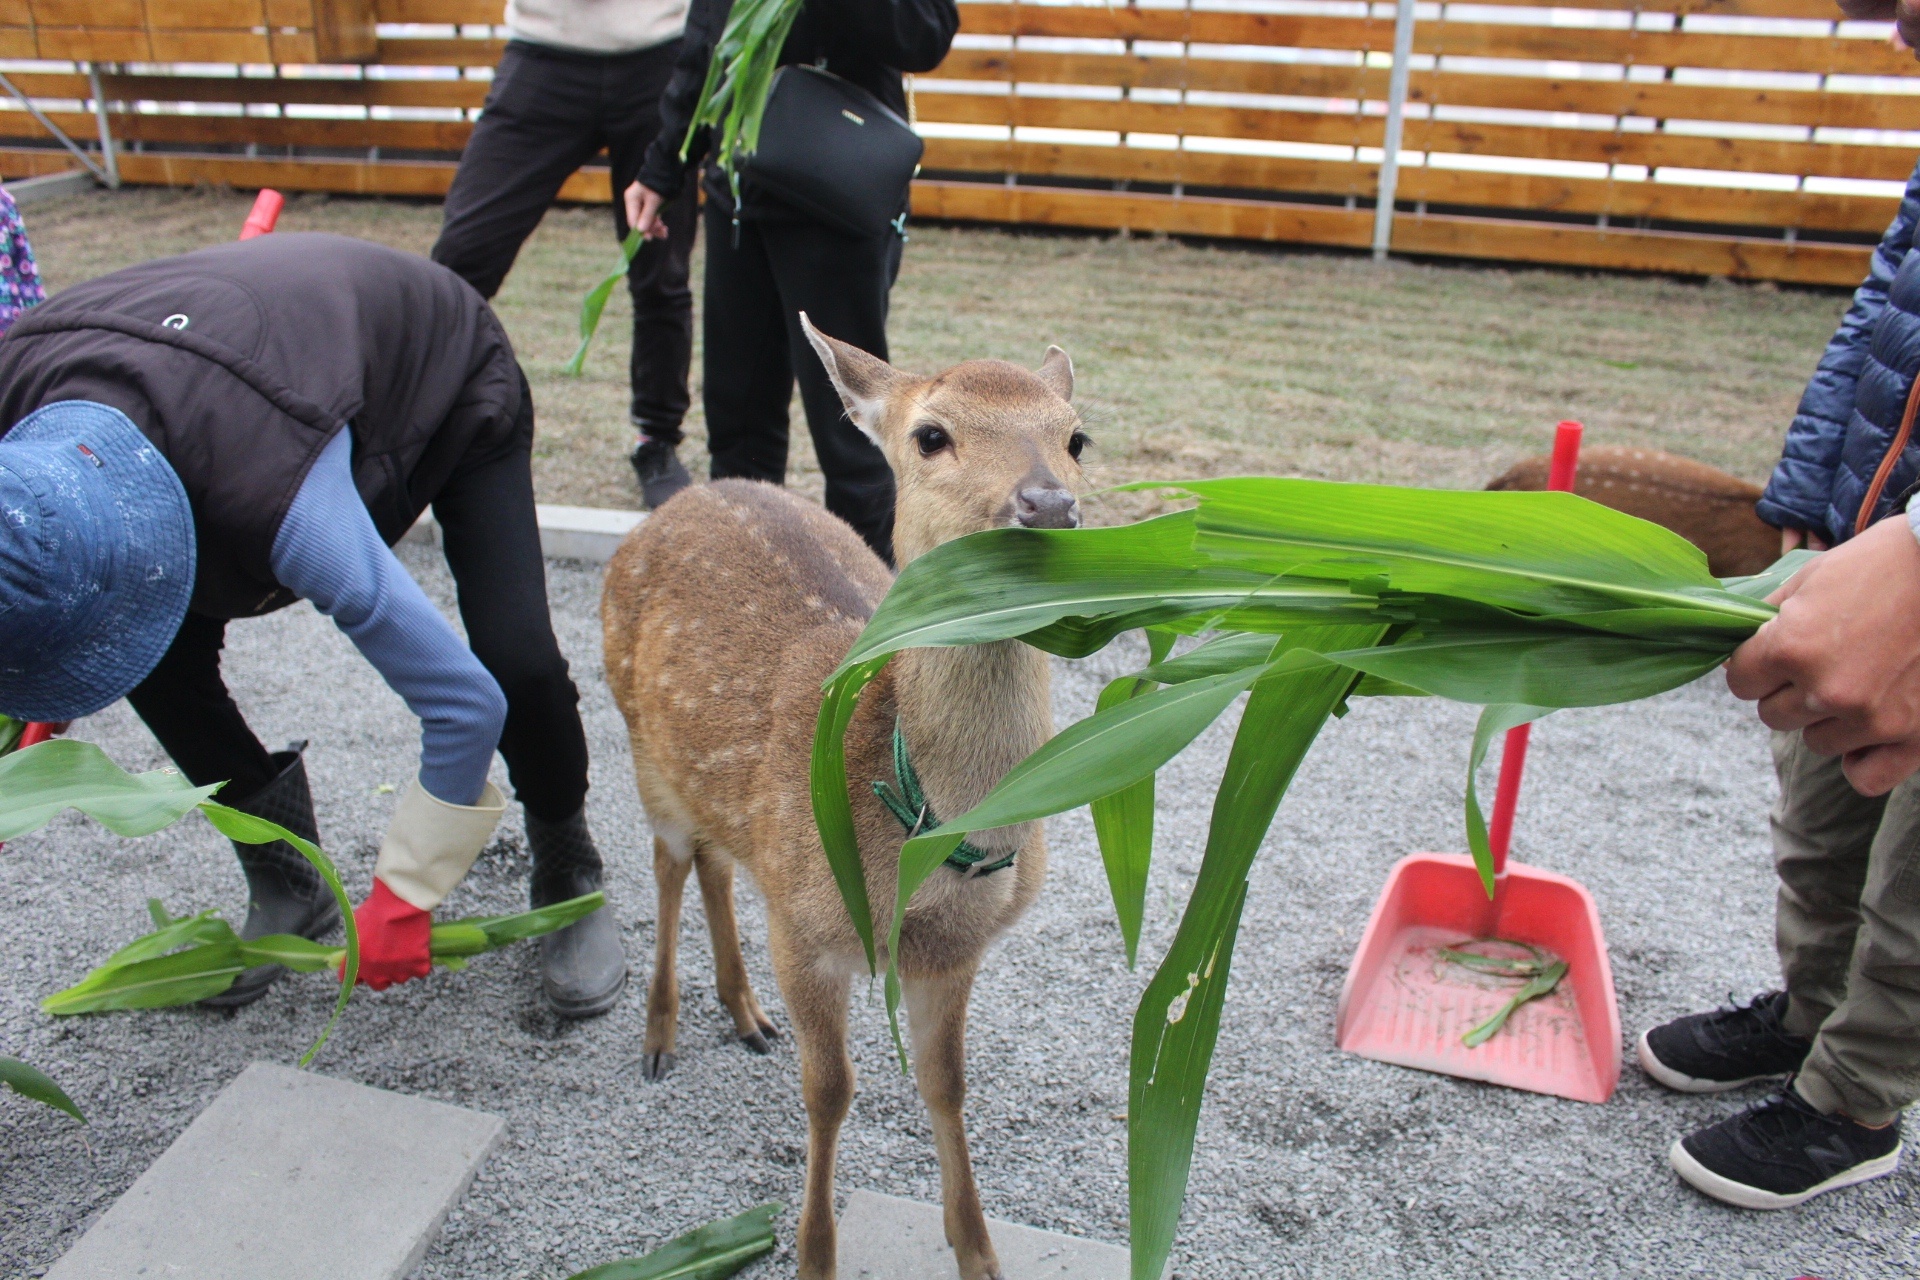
0;400;194;721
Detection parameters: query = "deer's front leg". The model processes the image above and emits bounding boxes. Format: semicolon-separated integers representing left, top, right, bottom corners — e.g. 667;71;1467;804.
904;966;1002;1280
772;936;854;1280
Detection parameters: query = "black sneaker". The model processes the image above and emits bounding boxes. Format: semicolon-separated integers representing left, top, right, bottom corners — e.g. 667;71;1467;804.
629;435;691;510
1638;992;1811;1093
1671;1086;1903;1209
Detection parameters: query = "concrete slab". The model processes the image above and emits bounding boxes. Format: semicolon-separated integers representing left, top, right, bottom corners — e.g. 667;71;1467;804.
402;503;643;564
4;169;97;206
837;1190;1130;1280
47;1061;503;1280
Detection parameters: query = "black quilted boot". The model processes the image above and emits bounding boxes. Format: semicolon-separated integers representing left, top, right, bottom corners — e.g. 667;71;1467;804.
527;807;627;1018
203;743;340;1009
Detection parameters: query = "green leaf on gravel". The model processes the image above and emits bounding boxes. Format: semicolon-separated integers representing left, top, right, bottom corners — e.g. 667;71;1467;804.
565;1201;783;1280
0;1056;84;1122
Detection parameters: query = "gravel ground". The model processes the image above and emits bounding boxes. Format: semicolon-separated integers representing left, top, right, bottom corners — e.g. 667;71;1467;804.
1;544;1914;1279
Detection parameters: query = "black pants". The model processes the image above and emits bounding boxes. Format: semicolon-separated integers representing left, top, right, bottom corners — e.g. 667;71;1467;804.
127;398;590;823
702;193;902;561
431;39;697;437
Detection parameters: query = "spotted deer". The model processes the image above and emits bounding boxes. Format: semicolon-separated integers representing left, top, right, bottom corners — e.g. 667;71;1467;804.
601;316;1086;1280
1488;445;1777;577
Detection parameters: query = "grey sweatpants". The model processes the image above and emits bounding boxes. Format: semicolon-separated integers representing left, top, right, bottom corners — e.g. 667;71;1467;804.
1771;730;1920;1126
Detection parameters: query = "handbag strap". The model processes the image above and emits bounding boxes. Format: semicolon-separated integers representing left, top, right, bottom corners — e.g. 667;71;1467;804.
1856;367;1920;533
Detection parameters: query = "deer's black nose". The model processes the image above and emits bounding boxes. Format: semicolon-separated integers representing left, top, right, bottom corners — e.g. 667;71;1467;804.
1014;485;1079;529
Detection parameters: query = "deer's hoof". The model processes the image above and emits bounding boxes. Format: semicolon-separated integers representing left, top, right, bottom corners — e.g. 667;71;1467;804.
757;1016;781;1039
642;1050;677;1081
741;1030;773;1055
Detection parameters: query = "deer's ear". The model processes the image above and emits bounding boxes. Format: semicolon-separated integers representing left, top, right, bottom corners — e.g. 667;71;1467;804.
801;312;909;443
1036;345;1074;403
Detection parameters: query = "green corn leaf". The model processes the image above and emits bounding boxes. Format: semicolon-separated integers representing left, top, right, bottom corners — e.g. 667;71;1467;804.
565;1202;784;1280
683;0;804;174
833;513;1381;675
41;939;248;1014
1462;704;1555;894
433;892;607;956
1722;547;1818;600
102;908;235;969
564;230;643;376
1320;627;1732;709
47;895;608;1016
0;1056;84;1122
239;933;344;973
1090;628;1177;969
200;801;357;1065
1165;477;1773;631
1462;960;1569;1048
1131;631;1277;686
0;713;23;757
0;740;221;840
1127;623;1381;1280
873;654;1285;1065
811;657;890;976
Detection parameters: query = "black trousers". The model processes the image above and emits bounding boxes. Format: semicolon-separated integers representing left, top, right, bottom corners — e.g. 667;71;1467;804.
431;39;698;437
127;394;591;824
702;194;902;561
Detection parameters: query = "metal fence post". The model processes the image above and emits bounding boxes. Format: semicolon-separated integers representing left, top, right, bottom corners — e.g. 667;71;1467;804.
1371;0;1417;262
87;63;120;189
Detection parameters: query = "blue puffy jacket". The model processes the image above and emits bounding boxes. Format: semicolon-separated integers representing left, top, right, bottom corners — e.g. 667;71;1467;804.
1760;155;1920;545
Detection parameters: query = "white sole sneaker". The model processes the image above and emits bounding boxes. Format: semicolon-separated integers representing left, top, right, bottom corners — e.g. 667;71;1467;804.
1669;1137;1903;1210
1636;1030;1785;1094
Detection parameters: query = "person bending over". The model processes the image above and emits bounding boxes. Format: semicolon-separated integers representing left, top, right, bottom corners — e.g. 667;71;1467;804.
0;232;625;1017
1636;153;1920;1207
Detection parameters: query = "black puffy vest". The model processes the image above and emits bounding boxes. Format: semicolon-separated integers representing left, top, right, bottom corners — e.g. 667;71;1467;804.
0;233;524;618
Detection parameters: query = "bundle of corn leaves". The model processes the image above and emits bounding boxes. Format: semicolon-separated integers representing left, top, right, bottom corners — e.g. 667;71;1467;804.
810;477;1806;1280
683;0;803;177
43;891;605;1016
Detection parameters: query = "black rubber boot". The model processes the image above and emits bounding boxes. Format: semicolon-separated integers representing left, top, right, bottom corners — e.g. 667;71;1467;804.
202;743;341;1009
527;808;627;1018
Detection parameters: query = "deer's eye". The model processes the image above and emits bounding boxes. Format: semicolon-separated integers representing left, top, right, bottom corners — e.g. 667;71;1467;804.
913;425;952;457
1067;430;1090;461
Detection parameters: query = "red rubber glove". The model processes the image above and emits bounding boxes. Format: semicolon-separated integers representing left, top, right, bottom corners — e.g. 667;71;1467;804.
347;878;432;989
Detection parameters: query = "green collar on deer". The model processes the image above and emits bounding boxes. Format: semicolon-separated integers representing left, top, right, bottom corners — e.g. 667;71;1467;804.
872;719;1017;877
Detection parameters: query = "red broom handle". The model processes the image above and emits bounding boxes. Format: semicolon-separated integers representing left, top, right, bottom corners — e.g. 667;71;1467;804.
239;189;284;240
1486;420;1583;872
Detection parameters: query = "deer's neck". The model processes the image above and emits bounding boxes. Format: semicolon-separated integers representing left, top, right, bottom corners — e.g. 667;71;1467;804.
891;641;1052;849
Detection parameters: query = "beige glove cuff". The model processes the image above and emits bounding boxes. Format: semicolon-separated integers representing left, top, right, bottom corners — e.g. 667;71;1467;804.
373;775;507;911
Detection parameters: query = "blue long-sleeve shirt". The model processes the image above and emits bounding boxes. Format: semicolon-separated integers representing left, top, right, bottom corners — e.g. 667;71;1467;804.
269;430;505;804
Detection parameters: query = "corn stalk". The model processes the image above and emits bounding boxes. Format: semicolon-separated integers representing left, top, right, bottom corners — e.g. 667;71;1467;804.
810;477;1803;1280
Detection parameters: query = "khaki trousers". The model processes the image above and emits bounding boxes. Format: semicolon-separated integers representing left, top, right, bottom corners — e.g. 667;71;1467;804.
1770;731;1920;1126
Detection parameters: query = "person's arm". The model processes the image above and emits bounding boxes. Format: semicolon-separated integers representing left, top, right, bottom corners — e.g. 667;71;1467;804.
271;429;509;988
630;0;726;233
1758;155;1920;544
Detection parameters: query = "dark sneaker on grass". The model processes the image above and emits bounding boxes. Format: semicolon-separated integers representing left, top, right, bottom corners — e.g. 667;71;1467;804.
1638;991;1811;1093
629;435;691;510
1671;1087;1902;1210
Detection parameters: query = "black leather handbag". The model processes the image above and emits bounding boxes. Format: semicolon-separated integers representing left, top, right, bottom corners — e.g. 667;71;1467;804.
737;64;923;239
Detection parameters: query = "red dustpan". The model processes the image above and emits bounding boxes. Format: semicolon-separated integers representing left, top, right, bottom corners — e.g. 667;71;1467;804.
1335;421;1621;1105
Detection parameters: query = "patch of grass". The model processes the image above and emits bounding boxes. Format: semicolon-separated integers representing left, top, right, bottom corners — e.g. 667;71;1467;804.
22;186;1848;517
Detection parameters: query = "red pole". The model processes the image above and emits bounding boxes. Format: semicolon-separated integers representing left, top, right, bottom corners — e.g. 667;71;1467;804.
1486;420;1584;873
239;189;284;240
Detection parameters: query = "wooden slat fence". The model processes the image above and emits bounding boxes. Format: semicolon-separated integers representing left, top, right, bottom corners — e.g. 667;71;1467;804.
1;0;1916;283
